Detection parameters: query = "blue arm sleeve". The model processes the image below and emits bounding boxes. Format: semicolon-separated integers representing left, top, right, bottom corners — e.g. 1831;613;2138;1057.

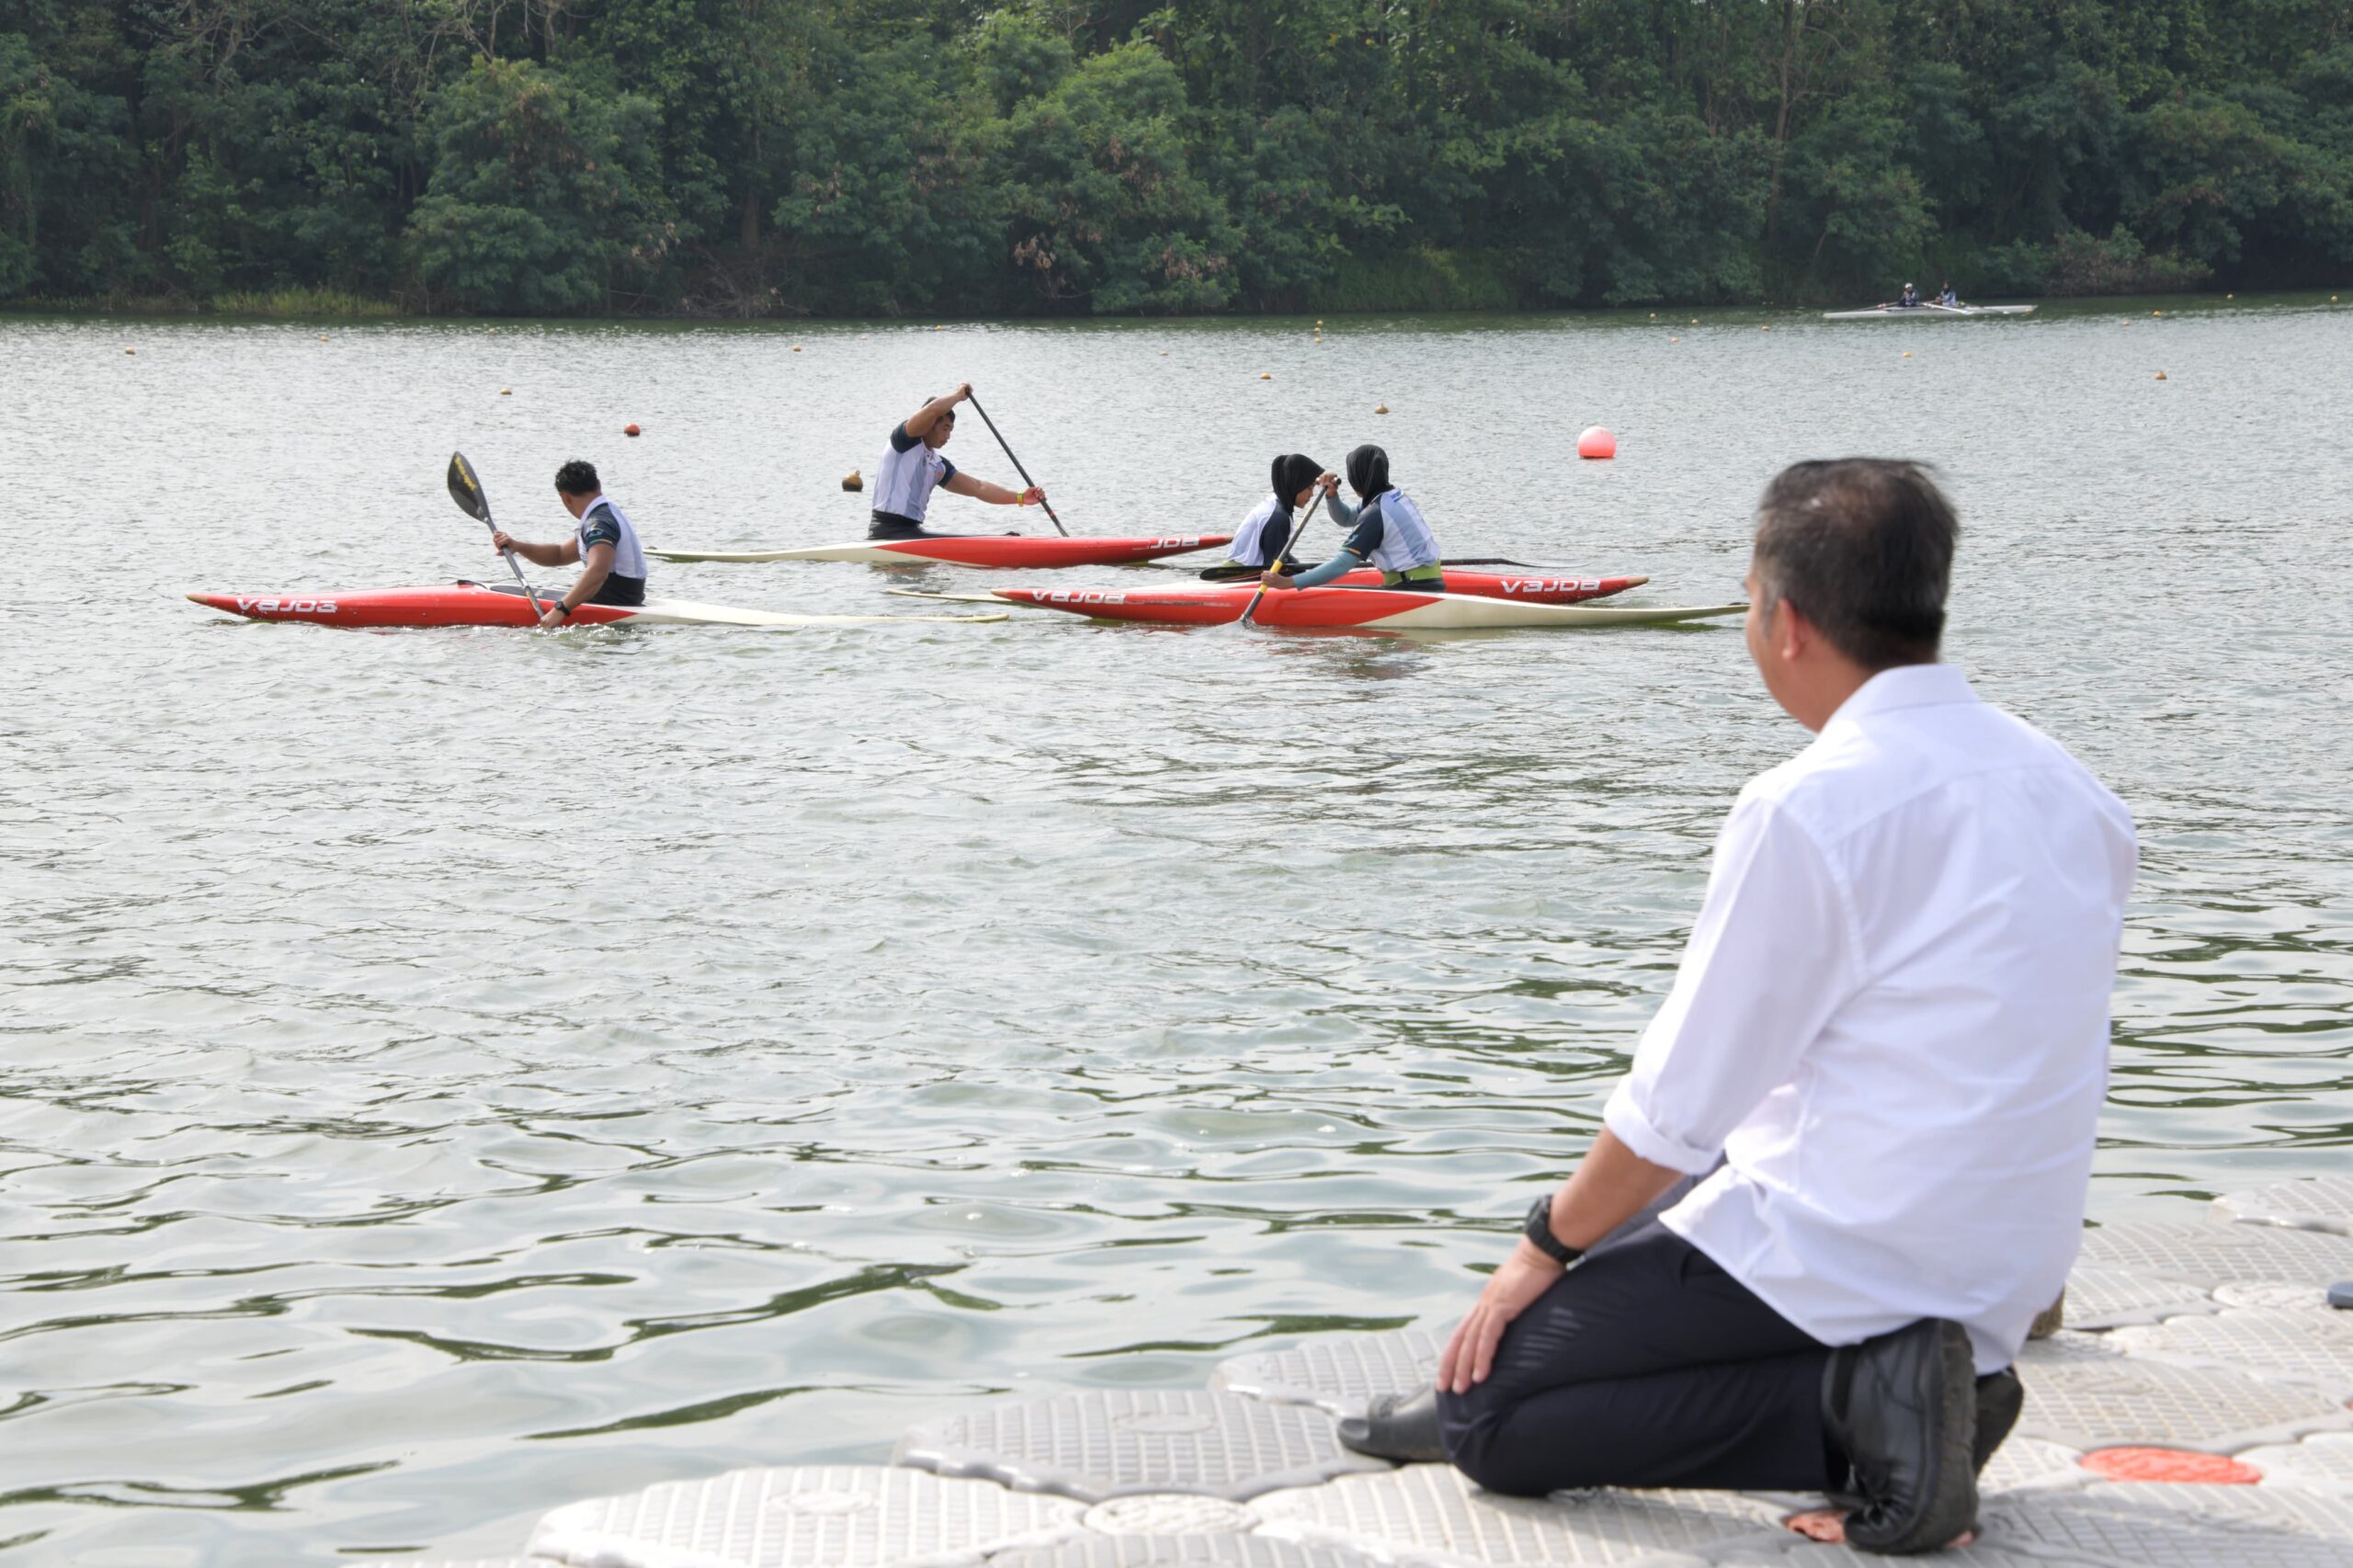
1289;552;1358;587
1323;493;1359;528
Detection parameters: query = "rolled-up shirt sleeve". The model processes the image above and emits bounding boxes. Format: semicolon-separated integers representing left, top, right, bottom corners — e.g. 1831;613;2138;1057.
1603;793;1861;1173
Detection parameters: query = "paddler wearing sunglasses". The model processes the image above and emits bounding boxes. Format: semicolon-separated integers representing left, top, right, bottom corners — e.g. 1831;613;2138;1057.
1258;444;1446;594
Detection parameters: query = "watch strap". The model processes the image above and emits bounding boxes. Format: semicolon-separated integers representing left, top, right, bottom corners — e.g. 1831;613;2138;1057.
1523;1193;1584;1267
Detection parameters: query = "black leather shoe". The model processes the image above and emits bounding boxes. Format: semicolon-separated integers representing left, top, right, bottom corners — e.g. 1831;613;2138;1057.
1336;1386;1445;1463
1821;1319;1978;1554
1973;1368;2022;1474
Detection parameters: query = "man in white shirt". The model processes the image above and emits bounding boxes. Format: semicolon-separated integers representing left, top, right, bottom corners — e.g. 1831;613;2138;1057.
1346;460;2135;1555
868;384;1045;539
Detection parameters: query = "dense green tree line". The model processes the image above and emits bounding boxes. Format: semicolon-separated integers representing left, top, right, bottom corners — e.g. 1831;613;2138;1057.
2;0;2347;315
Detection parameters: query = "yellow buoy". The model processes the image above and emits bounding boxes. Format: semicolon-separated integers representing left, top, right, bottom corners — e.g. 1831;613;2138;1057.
1260;371;1272;380
1374;404;1389;415
793;345;802;352
500;387;511;395
1903;352;1912;358
843;470;864;492
1649;312;1656;319
2226;293;2234;300
2152;310;2162;317
2154;370;2167;381
124;347;135;355
1689;318;1698;324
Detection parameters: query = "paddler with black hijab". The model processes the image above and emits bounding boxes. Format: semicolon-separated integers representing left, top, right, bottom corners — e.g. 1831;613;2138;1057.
1258;444;1446;594
1219;454;1337;576
870;383;1046;540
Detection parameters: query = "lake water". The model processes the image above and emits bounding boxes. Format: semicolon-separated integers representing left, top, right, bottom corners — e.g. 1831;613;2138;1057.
2;299;2348;1563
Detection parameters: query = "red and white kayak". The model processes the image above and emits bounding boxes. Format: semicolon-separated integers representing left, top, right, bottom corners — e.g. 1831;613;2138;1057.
186;581;1006;629
918;585;1747;631
1313;569;1645;604
650;535;1230;568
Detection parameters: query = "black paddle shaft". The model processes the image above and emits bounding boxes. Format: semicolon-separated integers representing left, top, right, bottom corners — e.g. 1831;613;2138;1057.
962;392;1069;537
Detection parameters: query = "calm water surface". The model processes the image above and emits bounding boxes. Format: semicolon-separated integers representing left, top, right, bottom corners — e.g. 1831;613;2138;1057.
2;301;2349;1563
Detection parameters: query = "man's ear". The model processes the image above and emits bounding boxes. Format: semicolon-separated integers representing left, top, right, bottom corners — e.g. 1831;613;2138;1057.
1774;596;1812;664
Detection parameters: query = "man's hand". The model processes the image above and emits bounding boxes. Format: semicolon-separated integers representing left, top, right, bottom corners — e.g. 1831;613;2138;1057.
1017;485;1044;506
1438;1239;1564;1394
538;604;570;629
954;381;973;403
492;529;517;553
1259;570;1295;589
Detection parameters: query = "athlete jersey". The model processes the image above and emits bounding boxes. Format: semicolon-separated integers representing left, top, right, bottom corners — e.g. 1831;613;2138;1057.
874;422;959;525
575;496;649;581
1343;488;1441;576
1228;494;1298;567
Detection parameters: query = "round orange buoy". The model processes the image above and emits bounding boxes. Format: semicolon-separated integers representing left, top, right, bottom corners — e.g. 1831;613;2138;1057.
2153;310;2162;317
124;347;135;356
500;387;512;396
624;423;642;437
1577;426;1616;460
793;345;802;353
2082;1449;2257;1484
1374;404;1389;415
1260;371;1272;380
2155;370;2167;381
842;470;863;492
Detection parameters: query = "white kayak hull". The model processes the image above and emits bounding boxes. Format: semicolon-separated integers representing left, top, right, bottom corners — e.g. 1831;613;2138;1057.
1821;303;2036;320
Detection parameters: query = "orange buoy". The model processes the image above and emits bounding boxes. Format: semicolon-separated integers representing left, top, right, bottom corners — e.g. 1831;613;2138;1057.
1374;404;1389;415
500;387;512;396
842;470;863;492
2153;310;2162;317
1576;426;1616;460
1259;371;1271;380
792;345;802;352
624;423;642;437
2154;370;2167;381
124;347;135;356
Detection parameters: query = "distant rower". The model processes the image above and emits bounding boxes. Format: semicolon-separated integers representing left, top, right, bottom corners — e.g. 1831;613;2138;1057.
1938;281;1960;306
491;460;648;628
1260;444;1444;593
1897;282;1922;308
1224;454;1335;574
870;383;1045;540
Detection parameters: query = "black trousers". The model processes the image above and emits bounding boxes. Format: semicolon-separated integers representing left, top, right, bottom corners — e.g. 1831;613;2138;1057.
589;573;647;607
1438;1221;1837;1495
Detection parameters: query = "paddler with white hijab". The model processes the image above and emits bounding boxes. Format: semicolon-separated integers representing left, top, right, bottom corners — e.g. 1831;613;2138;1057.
1258;444;1446;593
870;383;1046;539
489;460;649;628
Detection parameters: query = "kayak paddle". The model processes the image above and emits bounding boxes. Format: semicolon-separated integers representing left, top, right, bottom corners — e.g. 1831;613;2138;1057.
964;392;1070;538
446;452;547;620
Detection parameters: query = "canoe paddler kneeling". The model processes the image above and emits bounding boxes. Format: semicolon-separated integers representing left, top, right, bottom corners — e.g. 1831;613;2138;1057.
1258;444;1445;594
870;383;1045;540
1222;453;1336;575
489;460;649;628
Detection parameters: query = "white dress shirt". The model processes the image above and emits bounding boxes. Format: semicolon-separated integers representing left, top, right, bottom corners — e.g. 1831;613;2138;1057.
1602;663;2137;1371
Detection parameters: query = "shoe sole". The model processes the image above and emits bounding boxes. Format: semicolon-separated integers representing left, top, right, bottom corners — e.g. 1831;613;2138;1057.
1849;1321;1980;1555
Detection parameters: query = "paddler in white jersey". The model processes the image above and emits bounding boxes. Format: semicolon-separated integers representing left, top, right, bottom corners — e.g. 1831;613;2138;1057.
1259;444;1445;594
869;383;1045;539
489;459;650;628
1218;454;1336;576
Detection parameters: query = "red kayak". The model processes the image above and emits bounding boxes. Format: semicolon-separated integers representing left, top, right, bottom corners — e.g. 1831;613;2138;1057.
648;536;1231;568
186;581;1003;629
1319;569;1645;604
976;585;1746;631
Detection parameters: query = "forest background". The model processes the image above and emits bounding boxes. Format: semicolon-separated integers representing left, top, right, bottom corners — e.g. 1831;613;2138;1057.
3;0;2347;317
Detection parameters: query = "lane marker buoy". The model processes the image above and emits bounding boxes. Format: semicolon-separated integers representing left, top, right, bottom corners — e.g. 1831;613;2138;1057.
624;423;642;436
843;471;863;492
1577;426;1616;460
1374;404;1389;415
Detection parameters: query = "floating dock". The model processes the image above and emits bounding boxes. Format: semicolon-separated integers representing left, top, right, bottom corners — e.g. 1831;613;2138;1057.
364;1176;2353;1567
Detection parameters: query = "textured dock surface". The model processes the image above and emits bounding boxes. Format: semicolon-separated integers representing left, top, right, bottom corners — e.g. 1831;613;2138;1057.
362;1179;2353;1567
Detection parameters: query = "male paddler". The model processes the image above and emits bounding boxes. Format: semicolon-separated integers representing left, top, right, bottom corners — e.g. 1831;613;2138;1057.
1257;444;1444;593
1897;282;1923;308
1344;459;2137;1556
870;384;1045;539
490;460;648;628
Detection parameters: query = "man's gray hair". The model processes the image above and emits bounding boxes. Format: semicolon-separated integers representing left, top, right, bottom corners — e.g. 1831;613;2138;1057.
1751;460;1959;671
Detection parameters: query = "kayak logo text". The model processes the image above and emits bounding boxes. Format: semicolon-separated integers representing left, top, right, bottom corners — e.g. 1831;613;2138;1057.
1036;589;1129;605
1498;577;1603;595
1151;538;1205;549
235;597;338;615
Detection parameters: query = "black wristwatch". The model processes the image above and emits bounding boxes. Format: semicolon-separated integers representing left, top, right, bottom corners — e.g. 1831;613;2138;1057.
551;602;573;619
1523;1194;1584;1267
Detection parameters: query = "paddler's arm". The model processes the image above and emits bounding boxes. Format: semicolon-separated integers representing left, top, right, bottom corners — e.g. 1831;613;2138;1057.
490;530;570;568
904;383;971;440
942;472;1045;507
540;540;611;627
1267;549;1363;589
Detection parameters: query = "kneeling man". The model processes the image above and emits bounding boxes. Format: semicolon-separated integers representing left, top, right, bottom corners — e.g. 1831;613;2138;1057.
1355;460;2136;1554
